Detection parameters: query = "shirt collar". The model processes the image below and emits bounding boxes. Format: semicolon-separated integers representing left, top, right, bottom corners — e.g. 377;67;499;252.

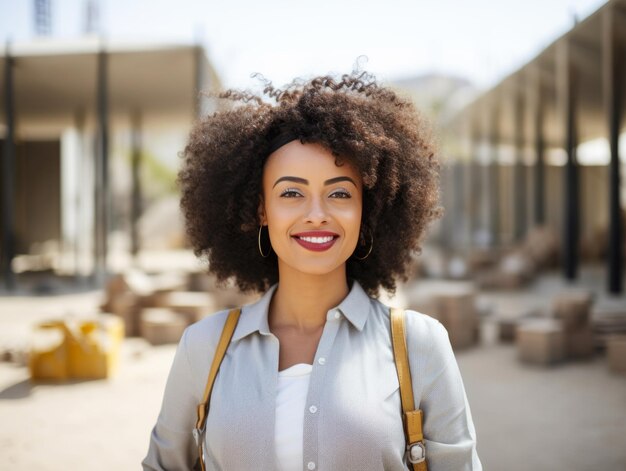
332;279;371;331
231;279;372;342
231;284;277;342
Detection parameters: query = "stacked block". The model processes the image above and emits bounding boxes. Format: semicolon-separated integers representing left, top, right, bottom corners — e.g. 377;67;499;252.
516;319;566;365
140;308;188;345
606;335;626;375
153;291;216;324
552;290;595;360
431;286;480;350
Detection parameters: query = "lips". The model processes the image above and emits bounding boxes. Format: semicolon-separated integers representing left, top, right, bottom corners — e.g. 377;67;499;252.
291;231;339;252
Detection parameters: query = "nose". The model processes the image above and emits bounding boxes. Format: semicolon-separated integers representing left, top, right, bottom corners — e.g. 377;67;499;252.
305;195;329;225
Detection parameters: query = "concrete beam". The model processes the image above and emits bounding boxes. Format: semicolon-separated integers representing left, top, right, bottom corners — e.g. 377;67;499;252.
569;38;602;77
613;5;626;42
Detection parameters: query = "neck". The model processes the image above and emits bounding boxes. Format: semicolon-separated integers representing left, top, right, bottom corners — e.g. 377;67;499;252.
269;263;350;333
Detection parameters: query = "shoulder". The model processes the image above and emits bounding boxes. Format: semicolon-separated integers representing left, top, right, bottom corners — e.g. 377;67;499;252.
184;308;233;349
366;299;450;362
372;300;452;368
402;308;456;378
405;308;452;357
371;298;446;346
403;308;448;345
178;308;236;378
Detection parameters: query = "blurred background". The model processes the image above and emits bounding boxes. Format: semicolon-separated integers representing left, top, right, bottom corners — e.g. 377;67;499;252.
1;0;625;469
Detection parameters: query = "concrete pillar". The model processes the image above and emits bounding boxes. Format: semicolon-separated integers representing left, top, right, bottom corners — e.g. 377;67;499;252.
94;44;110;285
513;86;527;242
73;109;91;286
1;41;16;291
557;38;579;281
530;64;546;226
454;161;466;249
194;45;204;119
468;121;482;248
603;6;624;294
440;163;454;250
476;105;492;248
130;111;143;258
488;100;501;247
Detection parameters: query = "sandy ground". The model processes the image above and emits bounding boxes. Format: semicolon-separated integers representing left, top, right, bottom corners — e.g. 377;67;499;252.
1;268;626;470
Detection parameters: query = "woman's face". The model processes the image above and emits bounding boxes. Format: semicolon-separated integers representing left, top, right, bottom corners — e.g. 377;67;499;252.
260;140;363;278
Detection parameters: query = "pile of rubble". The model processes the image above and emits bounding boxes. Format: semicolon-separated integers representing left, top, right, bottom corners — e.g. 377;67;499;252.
494;290;626;375
402;278;626;376
101;269;259;345
16;268;259;382
473;226;559;290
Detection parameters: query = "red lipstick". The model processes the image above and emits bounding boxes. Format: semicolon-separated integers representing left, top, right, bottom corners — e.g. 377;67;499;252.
291;231;339;252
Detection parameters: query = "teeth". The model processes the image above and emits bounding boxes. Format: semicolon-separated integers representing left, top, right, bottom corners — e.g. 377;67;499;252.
299;236;334;244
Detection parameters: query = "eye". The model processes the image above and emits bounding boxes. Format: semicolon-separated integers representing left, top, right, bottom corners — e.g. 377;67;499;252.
329;189;352;199
279;187;303;198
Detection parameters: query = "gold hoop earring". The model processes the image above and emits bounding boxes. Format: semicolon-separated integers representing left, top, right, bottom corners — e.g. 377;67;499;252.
353;230;373;260
258;225;271;258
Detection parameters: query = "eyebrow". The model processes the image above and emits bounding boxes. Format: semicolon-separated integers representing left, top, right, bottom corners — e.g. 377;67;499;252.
272;176;358;188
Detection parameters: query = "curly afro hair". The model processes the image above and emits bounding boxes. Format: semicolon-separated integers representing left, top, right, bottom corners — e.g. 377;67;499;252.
178;70;443;297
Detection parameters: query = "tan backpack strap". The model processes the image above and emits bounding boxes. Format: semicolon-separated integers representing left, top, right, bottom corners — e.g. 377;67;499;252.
195;308;241;430
391;307;427;471
194;308;241;471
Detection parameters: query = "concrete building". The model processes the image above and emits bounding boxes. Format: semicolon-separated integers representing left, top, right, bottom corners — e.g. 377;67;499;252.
444;0;626;293
0;38;221;290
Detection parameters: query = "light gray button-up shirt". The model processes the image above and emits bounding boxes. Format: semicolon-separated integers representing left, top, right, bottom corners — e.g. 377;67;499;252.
142;280;482;470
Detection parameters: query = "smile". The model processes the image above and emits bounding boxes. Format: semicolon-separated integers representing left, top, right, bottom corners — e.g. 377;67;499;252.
299;236;334;243
292;232;339;252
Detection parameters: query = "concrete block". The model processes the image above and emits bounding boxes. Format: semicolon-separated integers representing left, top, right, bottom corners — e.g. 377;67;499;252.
108;291;141;337
516;319;566;365
187;271;217;292
140;309;188;345
553;290;593;331
606;335;626;375
154;291;217;323
212;287;260;310
499;318;518;342
565;324;595;359
432;289;479;350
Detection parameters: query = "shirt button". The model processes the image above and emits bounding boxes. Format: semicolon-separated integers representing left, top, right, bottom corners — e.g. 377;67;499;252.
307;462;316;470
334;311;341;319
309;405;318;414
318;357;326;365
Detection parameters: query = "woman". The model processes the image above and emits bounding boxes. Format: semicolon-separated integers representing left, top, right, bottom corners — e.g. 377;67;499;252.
142;71;482;470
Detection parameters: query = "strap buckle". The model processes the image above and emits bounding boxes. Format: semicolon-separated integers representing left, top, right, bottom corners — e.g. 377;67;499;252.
406;441;426;464
192;427;203;447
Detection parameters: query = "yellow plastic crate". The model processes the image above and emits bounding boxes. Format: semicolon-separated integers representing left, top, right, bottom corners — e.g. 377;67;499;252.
29;315;125;382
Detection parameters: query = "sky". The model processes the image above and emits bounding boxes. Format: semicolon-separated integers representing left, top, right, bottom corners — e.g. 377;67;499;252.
0;0;609;91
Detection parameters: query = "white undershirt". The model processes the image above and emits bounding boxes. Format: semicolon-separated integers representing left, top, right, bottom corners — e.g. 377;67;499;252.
275;363;313;471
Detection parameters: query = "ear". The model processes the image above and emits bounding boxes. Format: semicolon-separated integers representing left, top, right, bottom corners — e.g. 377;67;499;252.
257;195;267;226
